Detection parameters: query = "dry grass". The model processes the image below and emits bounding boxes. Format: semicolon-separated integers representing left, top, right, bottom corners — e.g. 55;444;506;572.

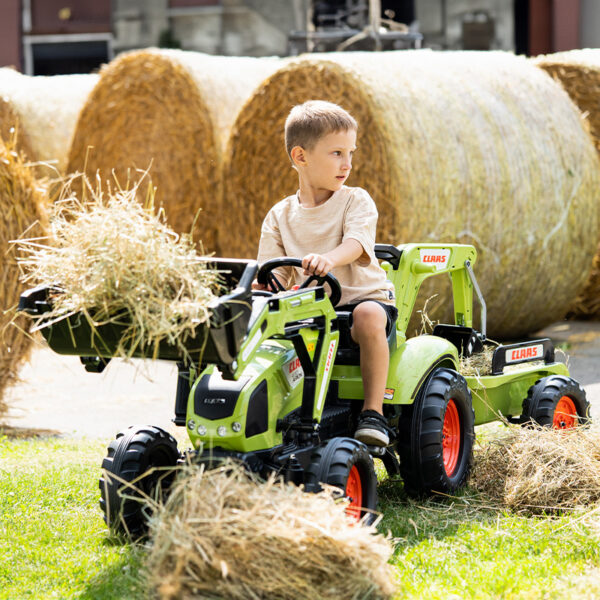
0;135;48;419
16;176;221;361
66;49;281;253
471;424;600;513
146;463;395;600
223;50;600;338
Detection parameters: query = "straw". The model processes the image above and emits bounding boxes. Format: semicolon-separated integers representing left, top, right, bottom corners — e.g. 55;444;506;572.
0;135;48;418
471;424;600;513
146;462;396;600
15;176;220;361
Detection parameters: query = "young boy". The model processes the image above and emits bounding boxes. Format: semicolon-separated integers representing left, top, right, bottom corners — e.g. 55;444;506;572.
255;100;397;446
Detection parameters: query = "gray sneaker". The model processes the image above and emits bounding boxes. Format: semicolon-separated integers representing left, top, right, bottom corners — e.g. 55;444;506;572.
354;410;390;446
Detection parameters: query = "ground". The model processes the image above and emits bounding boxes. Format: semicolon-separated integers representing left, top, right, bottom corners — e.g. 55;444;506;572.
2;320;600;440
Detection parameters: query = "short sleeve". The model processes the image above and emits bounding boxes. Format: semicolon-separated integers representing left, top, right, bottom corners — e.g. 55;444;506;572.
257;208;294;286
342;188;378;267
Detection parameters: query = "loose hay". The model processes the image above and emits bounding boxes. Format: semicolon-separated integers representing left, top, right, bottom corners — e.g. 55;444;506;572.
16;177;220;361
0;136;48;419
0;67;98;174
534;51;600;319
67;49;281;253
223;50;600;338
147;463;395;600
471;425;600;513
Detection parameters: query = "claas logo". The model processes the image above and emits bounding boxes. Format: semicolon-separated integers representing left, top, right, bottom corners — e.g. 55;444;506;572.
506;344;542;363
419;249;450;270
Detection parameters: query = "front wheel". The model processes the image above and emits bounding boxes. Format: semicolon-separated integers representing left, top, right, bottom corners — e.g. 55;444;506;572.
397;368;474;497
304;437;378;523
521;375;589;429
99;425;180;539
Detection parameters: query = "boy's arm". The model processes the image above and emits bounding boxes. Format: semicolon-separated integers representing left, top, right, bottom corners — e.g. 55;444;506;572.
303;189;378;277
302;238;363;277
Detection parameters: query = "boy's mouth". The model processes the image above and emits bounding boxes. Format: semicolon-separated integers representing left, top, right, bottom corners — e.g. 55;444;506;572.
336;175;346;180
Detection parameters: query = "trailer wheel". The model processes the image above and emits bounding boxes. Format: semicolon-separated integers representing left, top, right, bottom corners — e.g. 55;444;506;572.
398;368;474;497
305;437;377;523
522;375;589;429
99;425;179;539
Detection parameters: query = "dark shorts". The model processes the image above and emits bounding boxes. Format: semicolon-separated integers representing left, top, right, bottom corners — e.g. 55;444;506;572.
336;300;398;337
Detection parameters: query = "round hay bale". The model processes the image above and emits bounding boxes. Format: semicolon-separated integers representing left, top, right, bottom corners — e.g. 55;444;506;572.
0;95;35;160
67;49;281;254
471;425;600;513
0;67;98;174
534;50;600;319
0;136;48;419
223;50;600;339
147;463;395;600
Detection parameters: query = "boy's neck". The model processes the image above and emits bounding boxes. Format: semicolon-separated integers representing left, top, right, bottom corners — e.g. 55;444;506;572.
297;180;336;208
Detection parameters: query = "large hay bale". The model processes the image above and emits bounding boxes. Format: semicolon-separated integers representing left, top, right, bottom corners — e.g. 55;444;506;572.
471;425;600;513
0;67;98;174
67;49;281;253
0;137;48;419
223;50;600;339
534;50;600;319
147;464;395;600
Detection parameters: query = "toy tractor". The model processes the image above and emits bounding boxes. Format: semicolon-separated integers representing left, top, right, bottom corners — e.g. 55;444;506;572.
19;243;589;536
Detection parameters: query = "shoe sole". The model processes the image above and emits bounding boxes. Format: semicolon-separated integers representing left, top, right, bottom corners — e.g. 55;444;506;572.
355;427;389;447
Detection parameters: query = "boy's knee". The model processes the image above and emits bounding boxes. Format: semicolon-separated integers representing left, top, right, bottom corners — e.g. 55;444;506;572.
351;302;387;340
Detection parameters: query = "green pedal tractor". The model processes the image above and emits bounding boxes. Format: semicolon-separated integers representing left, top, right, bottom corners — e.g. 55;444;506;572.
19;243;589;536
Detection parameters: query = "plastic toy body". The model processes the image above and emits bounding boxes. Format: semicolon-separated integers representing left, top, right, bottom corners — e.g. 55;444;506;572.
19;242;590;535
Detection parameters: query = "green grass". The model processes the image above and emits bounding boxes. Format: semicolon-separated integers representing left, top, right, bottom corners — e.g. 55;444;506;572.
0;436;148;599
1;435;600;599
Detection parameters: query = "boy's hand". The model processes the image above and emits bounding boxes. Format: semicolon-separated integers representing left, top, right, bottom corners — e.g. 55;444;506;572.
252;279;267;290
302;253;334;277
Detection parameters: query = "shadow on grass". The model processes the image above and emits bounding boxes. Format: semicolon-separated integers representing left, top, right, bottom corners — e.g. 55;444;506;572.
376;476;498;552
80;543;149;600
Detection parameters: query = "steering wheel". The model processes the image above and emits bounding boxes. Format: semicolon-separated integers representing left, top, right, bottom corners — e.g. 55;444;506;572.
256;257;342;307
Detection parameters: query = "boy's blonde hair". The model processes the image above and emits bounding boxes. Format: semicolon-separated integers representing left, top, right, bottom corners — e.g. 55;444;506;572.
285;100;357;158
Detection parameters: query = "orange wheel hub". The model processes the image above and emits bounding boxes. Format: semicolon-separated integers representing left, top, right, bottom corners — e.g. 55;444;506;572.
345;465;363;522
553;396;577;429
442;399;461;476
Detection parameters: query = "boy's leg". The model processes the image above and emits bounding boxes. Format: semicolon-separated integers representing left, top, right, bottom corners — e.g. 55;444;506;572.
350;301;389;414
351;301;391;446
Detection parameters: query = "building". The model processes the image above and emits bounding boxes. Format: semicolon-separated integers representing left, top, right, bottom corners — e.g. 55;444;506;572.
1;1;599;75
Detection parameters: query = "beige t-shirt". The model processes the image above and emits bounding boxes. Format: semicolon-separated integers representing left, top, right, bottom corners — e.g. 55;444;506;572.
257;186;395;306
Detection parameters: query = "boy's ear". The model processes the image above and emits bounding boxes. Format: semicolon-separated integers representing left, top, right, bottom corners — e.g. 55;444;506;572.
290;145;307;167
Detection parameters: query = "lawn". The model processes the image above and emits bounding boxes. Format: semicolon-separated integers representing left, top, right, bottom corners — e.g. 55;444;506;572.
1;434;599;599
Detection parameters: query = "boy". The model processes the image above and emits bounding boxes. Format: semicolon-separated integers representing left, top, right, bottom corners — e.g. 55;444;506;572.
255;100;397;446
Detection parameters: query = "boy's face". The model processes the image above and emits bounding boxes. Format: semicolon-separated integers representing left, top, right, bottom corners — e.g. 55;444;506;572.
294;128;357;194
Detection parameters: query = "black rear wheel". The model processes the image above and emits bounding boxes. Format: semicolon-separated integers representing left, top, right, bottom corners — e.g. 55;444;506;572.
99;425;179;539
398;368;474;497
521;375;589;429
304;437;377;523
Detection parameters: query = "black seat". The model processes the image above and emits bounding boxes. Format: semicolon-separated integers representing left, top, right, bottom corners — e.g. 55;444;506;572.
334;311;396;365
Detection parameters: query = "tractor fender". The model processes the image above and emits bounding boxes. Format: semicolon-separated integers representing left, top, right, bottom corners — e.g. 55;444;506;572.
386;335;459;404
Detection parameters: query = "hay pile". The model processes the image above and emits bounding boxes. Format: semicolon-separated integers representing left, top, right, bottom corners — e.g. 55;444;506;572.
16;178;220;360
471;425;600;513
534;50;600;319
0;137;48;419
147;464;395;600
67;49;281;253
0;67;98;174
223;50;600;338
